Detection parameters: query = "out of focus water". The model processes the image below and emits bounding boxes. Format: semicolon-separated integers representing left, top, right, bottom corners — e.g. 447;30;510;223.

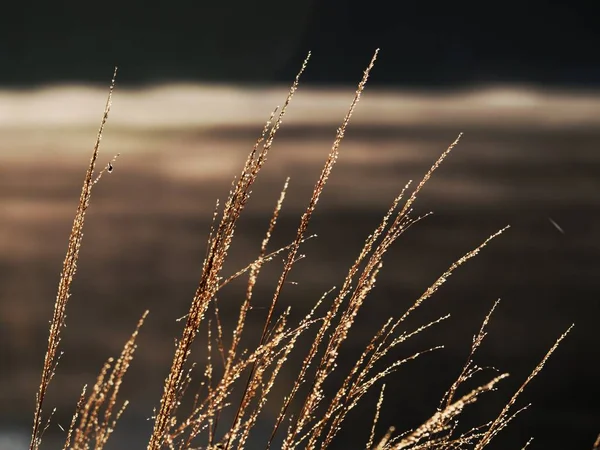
0;84;599;449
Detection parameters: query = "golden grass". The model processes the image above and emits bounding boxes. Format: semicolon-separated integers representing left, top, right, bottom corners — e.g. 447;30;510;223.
28;51;585;449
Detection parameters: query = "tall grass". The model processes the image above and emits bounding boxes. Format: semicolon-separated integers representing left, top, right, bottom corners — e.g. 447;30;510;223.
28;51;583;450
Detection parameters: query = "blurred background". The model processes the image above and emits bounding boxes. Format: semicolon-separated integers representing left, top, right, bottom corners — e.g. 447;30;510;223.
1;0;599;449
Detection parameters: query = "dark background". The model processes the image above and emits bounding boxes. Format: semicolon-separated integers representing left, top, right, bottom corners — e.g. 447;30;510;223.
1;0;600;88
1;1;599;450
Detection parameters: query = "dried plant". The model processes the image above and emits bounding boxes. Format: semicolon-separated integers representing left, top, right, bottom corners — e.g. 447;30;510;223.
28;50;584;450
29;68;119;450
64;311;148;450
592;434;600;450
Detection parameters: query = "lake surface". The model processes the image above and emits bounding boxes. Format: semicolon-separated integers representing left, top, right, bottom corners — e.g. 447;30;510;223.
0;85;599;449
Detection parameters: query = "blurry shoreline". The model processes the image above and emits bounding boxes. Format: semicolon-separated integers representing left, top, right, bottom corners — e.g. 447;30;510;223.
2;84;600;133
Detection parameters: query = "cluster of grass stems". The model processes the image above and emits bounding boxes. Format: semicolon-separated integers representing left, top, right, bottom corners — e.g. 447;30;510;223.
26;50;587;450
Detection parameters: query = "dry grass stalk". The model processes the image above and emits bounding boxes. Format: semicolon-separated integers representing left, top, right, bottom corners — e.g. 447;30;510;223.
281;143;507;450
442;299;502;410
393;373;509;449
147;51;312;450
219;178;291;448
366;383;387;450
521;437;534;449
29;68;118;450
474;324;574;449
28;50;579;450
368;301;573;449
267;50;384;449
306;225;510;449
592;433;600;450
377;299;509;449
65;311;148;450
